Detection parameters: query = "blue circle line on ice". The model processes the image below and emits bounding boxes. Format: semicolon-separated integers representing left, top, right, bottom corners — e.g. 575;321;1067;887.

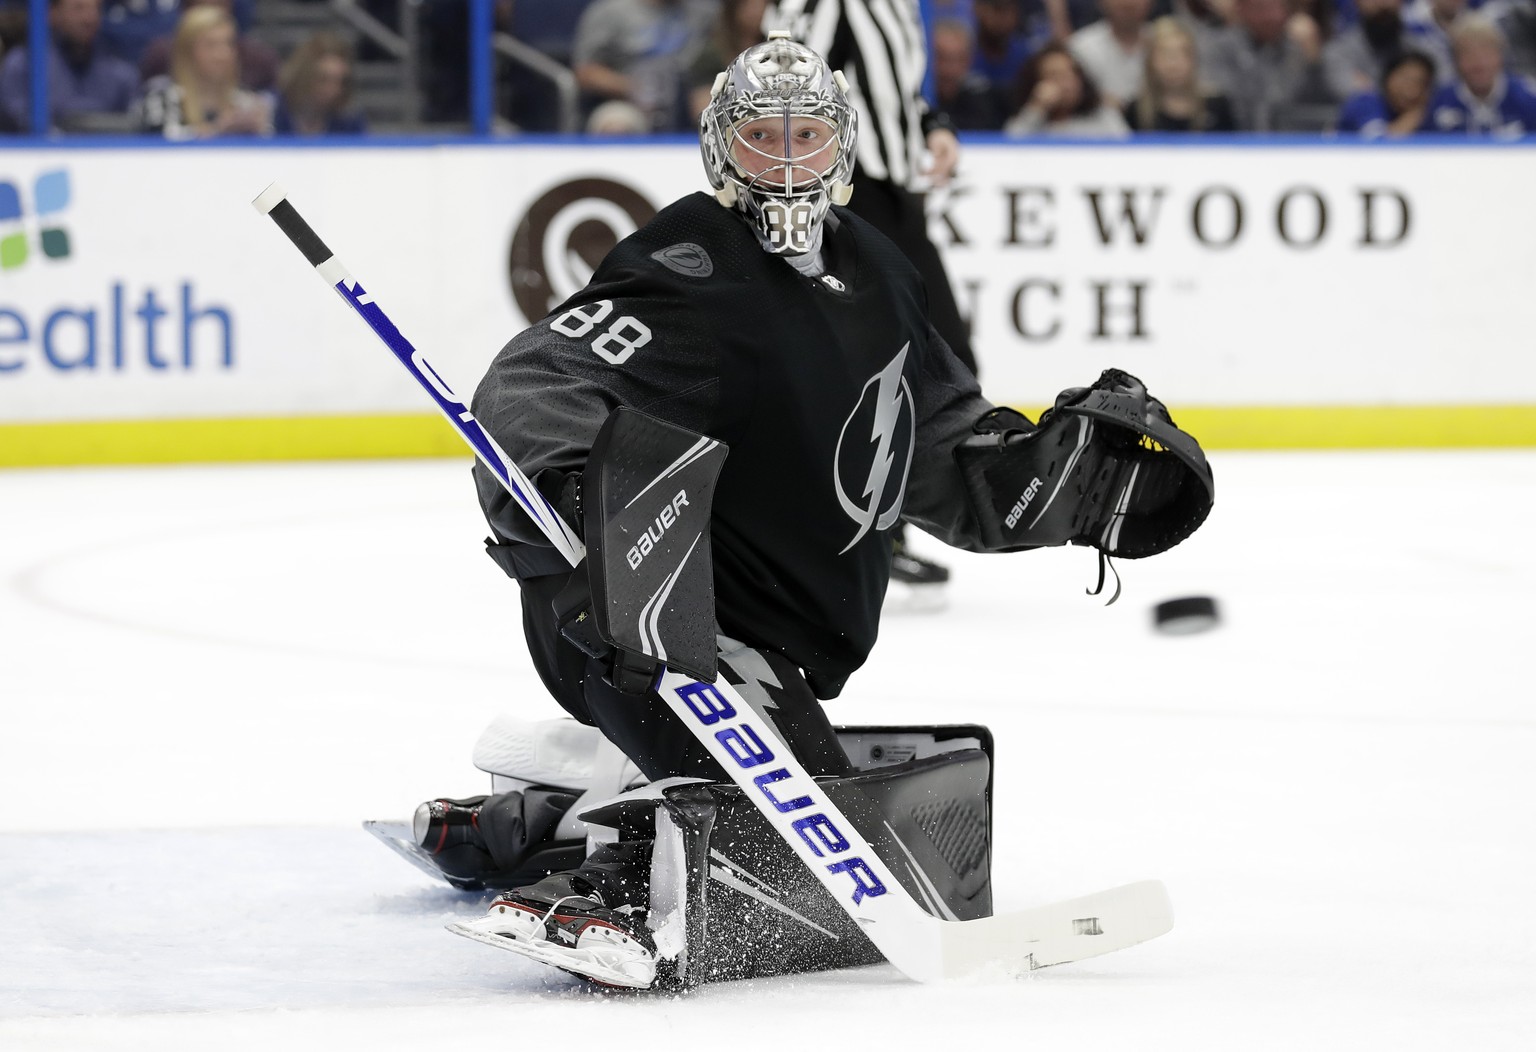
10;518;1532;731
7;500;516;679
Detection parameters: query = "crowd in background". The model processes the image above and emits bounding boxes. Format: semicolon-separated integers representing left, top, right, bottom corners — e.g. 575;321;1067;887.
0;0;365;135
4;0;1536;138
931;0;1536;135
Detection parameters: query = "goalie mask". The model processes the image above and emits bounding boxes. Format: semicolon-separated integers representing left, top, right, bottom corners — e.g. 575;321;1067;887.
699;34;857;256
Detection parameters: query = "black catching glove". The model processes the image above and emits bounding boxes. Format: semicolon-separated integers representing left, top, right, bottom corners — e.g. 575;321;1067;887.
955;369;1214;559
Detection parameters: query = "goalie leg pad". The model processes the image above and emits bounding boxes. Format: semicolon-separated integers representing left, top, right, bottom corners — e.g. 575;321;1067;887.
571;741;994;988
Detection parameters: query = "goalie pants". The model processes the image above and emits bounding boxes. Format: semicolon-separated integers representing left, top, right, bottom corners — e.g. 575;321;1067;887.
518;572;855;787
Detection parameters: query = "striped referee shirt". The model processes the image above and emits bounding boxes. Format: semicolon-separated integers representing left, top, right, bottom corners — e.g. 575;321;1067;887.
769;0;934;190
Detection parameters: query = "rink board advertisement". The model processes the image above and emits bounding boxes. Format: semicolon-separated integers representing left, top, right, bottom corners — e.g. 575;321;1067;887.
1;141;1533;465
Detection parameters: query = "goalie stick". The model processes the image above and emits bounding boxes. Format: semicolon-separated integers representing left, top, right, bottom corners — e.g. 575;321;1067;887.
252;182;1174;982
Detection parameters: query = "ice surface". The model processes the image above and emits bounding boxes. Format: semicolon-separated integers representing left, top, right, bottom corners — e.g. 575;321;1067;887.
2;452;1533;1050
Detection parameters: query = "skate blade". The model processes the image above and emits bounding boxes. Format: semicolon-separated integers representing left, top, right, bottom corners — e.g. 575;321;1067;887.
446;919;655;990
363;820;482;891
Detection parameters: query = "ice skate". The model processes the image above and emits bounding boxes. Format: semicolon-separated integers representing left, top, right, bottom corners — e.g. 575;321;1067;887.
414;796;487;854
885;536;951;613
448;875;657;990
367;785;588;891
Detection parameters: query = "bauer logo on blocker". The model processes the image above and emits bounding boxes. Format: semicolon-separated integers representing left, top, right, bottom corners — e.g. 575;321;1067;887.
627;490;690;570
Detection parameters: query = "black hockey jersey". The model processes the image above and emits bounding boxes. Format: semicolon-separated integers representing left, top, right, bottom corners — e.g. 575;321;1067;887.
472;192;992;698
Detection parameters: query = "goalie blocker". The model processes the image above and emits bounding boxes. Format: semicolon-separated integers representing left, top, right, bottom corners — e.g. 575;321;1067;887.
485;407;729;692
957;369;1214;558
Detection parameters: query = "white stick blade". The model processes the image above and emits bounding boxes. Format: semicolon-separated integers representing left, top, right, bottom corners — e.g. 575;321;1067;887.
939;880;1174;978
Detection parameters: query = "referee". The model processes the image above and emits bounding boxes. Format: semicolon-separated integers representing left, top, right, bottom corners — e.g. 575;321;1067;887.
769;0;975;598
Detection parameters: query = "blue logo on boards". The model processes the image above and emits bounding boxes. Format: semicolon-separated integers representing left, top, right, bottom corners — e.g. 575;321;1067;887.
0;169;71;269
0;168;235;375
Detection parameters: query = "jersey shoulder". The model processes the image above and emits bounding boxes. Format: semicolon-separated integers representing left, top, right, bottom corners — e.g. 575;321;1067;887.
593;191;773;291
827;205;924;289
498;195;742;385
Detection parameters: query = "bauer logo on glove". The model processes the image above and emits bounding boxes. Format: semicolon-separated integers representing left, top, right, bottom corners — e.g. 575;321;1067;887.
956;369;1214;559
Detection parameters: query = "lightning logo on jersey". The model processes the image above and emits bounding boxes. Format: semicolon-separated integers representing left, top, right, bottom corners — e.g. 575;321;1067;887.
833;345;915;554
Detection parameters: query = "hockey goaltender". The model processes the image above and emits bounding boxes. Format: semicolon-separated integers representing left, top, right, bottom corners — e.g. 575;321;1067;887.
375;34;1214;990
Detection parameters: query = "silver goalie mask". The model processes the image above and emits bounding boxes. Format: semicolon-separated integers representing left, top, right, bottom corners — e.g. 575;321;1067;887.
699;33;857;256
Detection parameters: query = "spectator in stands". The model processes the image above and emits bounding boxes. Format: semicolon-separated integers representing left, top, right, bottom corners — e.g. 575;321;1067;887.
974;0;1044;101
99;0;179;67
273;31;364;136
134;4;269;138
0;0;139;132
1500;0;1536;81
1334;46;1435;131
98;0;251;66
1124;16;1237;130
1204;0;1337;129
1404;0;1465;75
1322;0;1432;99
687;0;766;121
2;3;25;133
933;17;1010;129
1296;0;1338;36
572;0;715;133
1004;40;1131;134
1426;12;1536;131
1069;0;1154;106
1;3;27;56
1176;0;1242;34
418;0;514;124
586;97;650;133
1039;0;1111;38
138;0;275;92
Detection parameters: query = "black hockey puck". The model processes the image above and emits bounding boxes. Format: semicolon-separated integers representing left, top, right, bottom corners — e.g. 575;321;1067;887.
1153;596;1220;635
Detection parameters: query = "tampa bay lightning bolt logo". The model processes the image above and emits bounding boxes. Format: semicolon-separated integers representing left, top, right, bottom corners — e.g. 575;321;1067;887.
833;345;916;554
650;242;714;278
